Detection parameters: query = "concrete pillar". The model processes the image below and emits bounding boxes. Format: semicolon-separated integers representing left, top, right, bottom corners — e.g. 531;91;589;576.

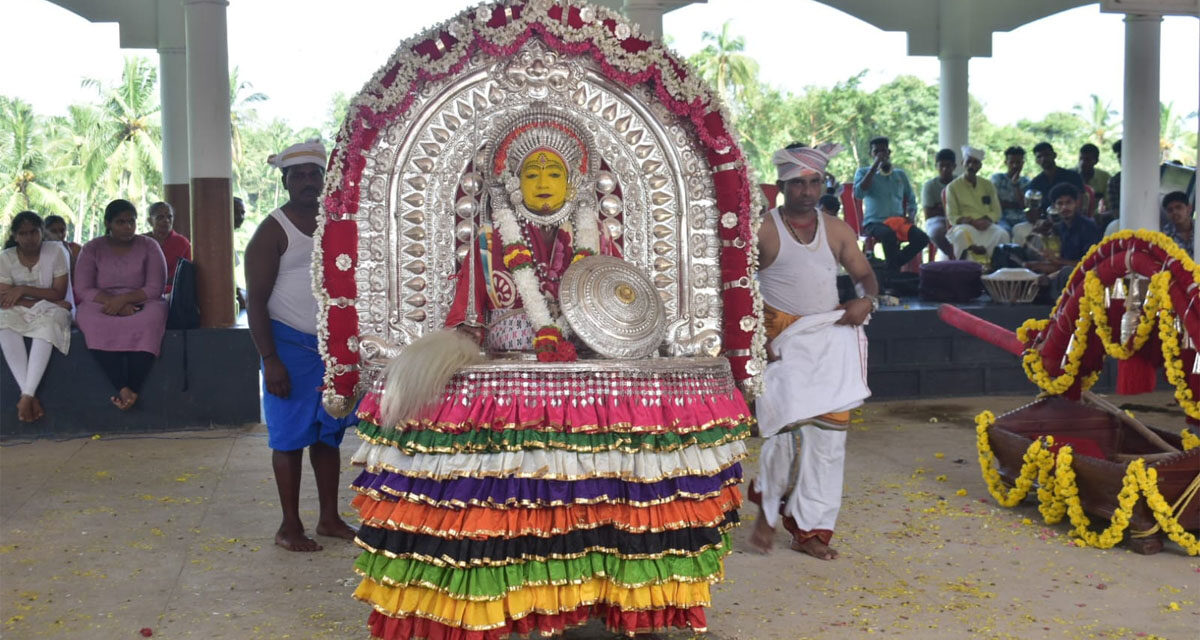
185;0;235;328
159;0;189;238
160;47;190;237
938;56;969;155
623;1;666;39
937;0;970;156
1119;14;1163;233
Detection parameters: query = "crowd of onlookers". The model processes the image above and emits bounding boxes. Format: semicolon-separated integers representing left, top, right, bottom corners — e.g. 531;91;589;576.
0;198;245;423
837;137;1195;295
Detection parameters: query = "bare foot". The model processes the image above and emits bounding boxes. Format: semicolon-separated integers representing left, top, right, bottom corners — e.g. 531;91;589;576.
746;508;775;554
316;517;358;541
17;395;34;422
30;396;44;421
791;536;838;560
275;525;322;552
118;384;138;408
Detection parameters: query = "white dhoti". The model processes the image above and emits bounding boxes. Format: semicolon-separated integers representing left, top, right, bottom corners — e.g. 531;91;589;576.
754;311;871;536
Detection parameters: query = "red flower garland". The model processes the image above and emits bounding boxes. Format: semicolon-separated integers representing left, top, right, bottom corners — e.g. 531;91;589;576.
318;1;758;401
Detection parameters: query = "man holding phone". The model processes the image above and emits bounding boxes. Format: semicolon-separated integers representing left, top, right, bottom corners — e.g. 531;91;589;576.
853;136;929;273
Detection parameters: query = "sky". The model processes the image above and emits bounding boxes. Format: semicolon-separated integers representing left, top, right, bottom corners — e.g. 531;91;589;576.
2;0;1198;138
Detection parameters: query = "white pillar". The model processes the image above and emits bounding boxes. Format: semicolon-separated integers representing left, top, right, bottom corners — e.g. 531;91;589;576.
1119;14;1162;233
184;0;232;180
937;0;970;157
622;1;665;39
938;56;969;155
159;48;188;187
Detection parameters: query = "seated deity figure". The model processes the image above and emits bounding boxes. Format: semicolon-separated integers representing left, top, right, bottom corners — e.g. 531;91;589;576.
444;108;620;361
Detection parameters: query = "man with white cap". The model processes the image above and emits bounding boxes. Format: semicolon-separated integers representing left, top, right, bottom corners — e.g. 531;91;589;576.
245;139;357;552
747;142;877;559
946;145;1009;266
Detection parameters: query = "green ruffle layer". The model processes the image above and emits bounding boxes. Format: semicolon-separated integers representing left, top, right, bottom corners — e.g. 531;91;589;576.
353;533;734;600
355;421;752;455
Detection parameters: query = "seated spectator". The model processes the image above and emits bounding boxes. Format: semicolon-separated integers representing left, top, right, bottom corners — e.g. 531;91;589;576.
852;136;929;272
921;148;957;259
145;201;191;295
946;146;1009;266
75;199;168;411
1011;207;1057;259
1078;143;1111;217
1029;183;1100;272
818;193;841;217
1028;142;1087;217
0;212;72;423
43;215;82;272
1162;191;1194;254
991;146;1030;233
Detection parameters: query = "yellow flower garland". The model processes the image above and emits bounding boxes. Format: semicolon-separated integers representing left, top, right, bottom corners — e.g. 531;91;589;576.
1182;428;1200;452
1015;231;1200;421
974;410;1200;555
1083;270;1167;360
1158;306;1200;418
1020;310;1094;396
974;410;1047;508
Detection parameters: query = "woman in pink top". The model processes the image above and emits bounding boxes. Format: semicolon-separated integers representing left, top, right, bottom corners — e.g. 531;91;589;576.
74;200;168;410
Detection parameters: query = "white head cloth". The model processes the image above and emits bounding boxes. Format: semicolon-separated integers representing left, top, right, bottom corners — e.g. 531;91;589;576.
268;138;327;170
773;143;843;181
961;145;984;162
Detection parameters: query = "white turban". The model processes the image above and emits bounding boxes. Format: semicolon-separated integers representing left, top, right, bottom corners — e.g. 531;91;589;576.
961;145;984;162
268;138;327;170
773;143;843;181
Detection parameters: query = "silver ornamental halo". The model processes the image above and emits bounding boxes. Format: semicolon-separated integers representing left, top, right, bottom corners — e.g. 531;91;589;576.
559;255;667;359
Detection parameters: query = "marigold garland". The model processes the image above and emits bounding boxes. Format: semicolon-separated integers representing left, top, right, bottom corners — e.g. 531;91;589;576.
1020;310;1094;395
1016;231;1199;420
1182;429;1200;452
1158;306;1200;418
974;410;1199;555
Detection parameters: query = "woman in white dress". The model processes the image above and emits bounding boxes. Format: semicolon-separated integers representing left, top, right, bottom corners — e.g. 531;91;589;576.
0;211;72;422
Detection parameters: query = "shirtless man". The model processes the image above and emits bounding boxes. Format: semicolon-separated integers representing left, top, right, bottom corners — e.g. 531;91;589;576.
245;140;357;552
748;143;877;560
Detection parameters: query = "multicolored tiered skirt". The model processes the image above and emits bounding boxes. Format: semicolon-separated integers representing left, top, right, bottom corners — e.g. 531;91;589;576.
348;358;751;639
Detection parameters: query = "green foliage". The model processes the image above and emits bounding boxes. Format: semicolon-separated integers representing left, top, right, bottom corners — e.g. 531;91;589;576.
3;41;1195;247
0;56;336;254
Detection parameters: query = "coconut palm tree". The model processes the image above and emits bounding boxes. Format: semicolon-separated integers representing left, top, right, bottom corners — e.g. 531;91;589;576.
84;56;163;209
0;97;72;227
45;104;108;241
229;66;267;174
1159;101;1197;165
688;20;759;110
1073;93;1120;148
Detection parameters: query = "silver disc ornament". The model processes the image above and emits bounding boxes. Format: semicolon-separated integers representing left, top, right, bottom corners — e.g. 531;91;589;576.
559;255;667;358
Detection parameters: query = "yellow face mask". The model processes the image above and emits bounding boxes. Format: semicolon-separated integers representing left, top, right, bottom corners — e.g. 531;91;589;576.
519;150;568;214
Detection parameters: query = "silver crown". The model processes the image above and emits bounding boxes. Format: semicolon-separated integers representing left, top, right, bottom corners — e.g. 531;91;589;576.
489;104;596;189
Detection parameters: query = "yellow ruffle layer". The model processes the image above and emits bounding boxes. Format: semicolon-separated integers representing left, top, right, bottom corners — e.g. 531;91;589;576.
352;574;713;631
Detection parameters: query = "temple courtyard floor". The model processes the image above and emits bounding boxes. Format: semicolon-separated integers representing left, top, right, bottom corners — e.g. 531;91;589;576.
0;393;1196;640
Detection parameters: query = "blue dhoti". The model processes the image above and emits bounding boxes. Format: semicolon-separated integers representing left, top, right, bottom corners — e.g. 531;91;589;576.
262;320;357;451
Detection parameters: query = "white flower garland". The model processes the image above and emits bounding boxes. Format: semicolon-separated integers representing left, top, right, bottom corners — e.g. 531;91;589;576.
490;184;599;339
